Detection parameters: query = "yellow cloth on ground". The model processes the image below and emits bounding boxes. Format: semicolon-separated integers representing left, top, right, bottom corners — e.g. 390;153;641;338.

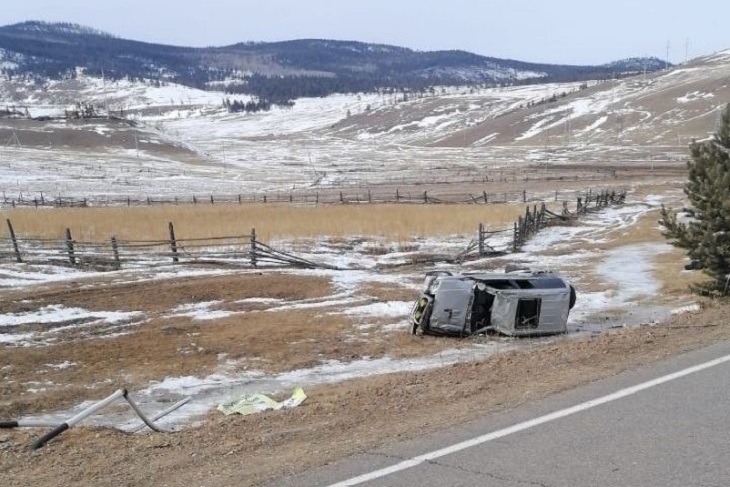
217;387;307;416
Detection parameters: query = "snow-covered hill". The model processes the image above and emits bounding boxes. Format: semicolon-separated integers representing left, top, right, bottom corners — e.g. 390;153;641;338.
0;48;727;200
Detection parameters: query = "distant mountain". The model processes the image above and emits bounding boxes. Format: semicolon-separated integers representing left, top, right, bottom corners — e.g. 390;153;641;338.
0;21;669;102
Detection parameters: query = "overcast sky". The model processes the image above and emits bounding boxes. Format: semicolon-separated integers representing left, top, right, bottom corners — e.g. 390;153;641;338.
1;0;728;65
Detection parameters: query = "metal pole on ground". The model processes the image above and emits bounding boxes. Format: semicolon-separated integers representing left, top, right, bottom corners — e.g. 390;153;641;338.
30;389;126;450
128;397;191;433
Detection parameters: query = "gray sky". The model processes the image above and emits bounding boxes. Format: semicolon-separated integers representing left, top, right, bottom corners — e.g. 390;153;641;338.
1;0;728;65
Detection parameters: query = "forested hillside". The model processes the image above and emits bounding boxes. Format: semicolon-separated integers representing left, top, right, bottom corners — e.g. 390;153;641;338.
0;21;668;103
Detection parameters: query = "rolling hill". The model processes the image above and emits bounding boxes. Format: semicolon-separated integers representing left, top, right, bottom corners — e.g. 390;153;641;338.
0;21;727;201
0;21;667;102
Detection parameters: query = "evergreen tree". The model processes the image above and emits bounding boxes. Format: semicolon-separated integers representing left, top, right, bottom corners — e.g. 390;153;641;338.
660;103;730;294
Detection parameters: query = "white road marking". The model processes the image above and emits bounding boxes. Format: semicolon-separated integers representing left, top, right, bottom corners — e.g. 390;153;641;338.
325;353;730;487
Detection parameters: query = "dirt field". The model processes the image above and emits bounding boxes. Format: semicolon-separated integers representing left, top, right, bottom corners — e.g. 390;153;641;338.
1;301;727;487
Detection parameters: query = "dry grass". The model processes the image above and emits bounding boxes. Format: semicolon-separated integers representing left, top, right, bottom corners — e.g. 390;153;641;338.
3;302;730;487
359;281;420;302
0;273;333;313
600;210;707;296
5;203;549;242
0;265;485;419
654;247;709;296
0;272;337;417
0;309;354;417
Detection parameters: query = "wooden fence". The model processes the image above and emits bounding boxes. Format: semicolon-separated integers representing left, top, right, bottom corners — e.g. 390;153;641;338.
2;189;626;271
472;189;626;256
1;221;337;271
2;187;598;209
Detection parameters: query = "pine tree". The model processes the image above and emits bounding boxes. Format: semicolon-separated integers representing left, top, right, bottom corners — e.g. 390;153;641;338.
660;103;730;294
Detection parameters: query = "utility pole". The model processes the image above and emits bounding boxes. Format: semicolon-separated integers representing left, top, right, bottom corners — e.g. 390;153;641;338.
221;141;226;170
102;69;110;116
666;40;671;70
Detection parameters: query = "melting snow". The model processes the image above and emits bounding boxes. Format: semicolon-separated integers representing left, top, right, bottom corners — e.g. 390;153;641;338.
166;301;235;321
344;301;412;318
0;305;143;327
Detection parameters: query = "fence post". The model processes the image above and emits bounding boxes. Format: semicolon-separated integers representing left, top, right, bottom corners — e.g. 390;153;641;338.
513;221;519;252
250;228;257;268
478;223;484;256
263;194;267;204
396;189;400;202
423;191;428;204
193;196;197;205
168;222;179;263
540;202;546;231
368;190;372;204
210;195;214;205
6;219;21;263
65;228;76;266
238;194;242;205
339;191;344;203
147;196;150;206
483;191;488;204
523;190;526;203
111;236;120;270
315;192;319;205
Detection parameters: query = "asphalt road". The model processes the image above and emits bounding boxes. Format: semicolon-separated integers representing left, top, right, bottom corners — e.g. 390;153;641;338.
263;342;730;487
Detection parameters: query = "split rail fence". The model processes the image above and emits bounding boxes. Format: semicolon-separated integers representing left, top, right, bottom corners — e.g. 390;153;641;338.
2;189;626;270
1;221;338;270
3;187;600;209
467;189;626;258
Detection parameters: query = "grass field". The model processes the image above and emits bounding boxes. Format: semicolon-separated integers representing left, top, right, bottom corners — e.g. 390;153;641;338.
3;202;557;242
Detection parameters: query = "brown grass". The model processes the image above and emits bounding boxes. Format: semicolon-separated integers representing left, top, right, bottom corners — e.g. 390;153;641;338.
0;272;332;313
0;268;466;419
359;281;420;302
3;301;729;487
5;203;552;242
0;272;338;417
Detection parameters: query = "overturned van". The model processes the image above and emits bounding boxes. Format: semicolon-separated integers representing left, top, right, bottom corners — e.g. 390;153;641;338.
410;270;576;337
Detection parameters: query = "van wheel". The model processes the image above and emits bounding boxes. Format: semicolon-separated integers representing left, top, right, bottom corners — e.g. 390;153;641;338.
569;285;577;310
